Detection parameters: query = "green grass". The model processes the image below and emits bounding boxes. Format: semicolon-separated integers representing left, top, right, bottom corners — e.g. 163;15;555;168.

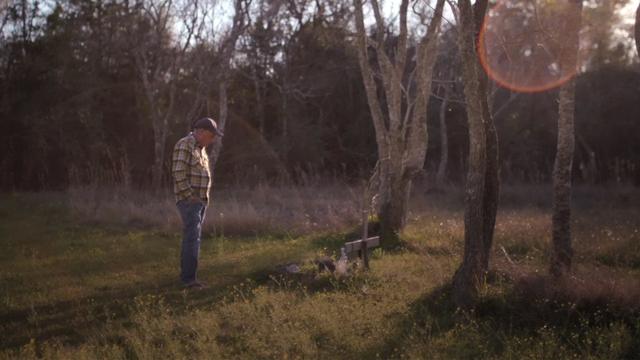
1;187;640;359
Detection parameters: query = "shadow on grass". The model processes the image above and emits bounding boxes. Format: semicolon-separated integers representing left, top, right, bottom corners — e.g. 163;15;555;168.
361;284;459;358
1;224;371;352
364;274;640;359
0;260;291;352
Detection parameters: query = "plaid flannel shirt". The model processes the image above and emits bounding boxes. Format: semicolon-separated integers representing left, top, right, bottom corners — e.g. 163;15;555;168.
171;133;212;204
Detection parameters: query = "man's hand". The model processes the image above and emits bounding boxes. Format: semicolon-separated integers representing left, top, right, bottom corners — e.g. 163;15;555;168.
189;195;203;204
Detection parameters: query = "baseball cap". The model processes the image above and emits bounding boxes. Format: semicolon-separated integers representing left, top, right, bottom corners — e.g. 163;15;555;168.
192;117;224;137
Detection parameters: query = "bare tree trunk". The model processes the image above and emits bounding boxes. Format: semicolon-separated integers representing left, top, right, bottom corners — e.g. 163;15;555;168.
281;82;288;141
121;151;132;190
353;0;445;243
451;0;501;308
477;2;500;271
551;79;576;276
550;0;582;277
636;3;640;57
452;0;488;309
151;117;168;188
379;169;412;239
481;108;499;271
578;135;597;184
209;81;228;169
131;0;202;191
207;0;246;171
252;63;266;136
436;85;449;187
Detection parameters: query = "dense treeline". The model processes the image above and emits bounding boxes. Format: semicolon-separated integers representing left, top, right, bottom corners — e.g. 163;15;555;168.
0;0;638;191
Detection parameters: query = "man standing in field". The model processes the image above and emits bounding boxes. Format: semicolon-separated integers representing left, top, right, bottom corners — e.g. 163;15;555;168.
172;117;222;289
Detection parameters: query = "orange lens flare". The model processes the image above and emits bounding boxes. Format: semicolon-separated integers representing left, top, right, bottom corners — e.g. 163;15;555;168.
479;0;584;93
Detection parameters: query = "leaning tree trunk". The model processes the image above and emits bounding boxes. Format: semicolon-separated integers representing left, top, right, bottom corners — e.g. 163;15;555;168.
550;0;582;277
477;14;500;272
452;0;498;309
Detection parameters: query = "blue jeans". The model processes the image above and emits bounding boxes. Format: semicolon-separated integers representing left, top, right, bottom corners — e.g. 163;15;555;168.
177;199;207;284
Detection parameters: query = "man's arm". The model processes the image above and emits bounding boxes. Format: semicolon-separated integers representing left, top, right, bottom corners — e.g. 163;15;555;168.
172;140;194;200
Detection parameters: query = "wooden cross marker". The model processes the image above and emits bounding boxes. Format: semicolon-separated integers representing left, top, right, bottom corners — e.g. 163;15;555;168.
344;236;380;259
340;182;379;270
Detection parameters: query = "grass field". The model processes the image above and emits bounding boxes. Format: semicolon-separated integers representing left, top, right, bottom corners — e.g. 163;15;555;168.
1;184;640;359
